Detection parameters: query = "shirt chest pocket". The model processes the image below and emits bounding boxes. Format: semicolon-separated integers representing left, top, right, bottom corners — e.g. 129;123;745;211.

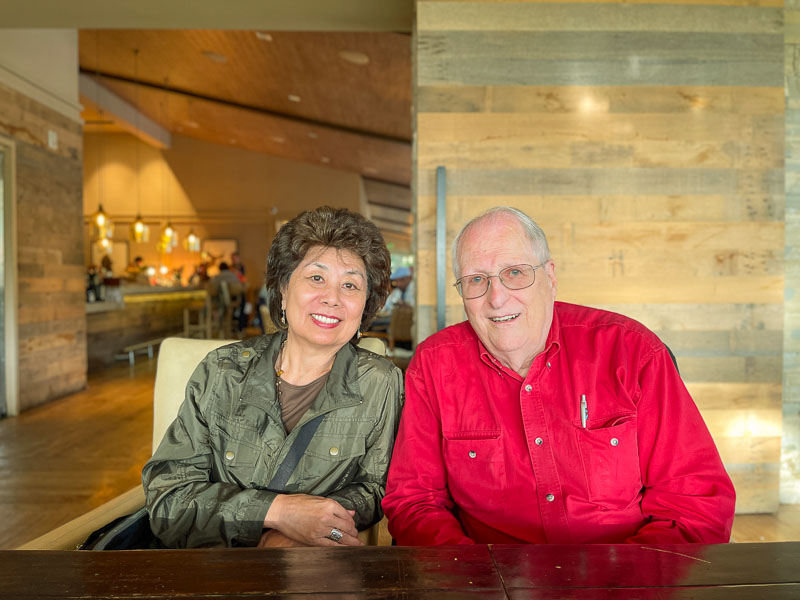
575;417;642;511
443;432;506;509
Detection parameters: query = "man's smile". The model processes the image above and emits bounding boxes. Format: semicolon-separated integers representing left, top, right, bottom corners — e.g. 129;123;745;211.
490;313;520;322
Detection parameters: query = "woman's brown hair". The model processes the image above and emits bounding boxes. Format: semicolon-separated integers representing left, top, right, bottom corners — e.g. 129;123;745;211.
265;206;391;341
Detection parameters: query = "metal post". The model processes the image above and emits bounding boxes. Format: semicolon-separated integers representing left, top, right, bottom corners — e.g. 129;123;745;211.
436;166;447;332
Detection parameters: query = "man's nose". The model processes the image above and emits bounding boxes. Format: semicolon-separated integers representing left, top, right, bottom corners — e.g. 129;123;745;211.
486;276;508;307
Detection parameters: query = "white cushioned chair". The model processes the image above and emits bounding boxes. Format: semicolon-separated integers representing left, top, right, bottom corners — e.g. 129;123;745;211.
19;335;389;549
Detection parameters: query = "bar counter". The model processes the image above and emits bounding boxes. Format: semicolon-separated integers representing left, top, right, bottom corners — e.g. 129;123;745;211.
86;284;207;371
3;542;798;598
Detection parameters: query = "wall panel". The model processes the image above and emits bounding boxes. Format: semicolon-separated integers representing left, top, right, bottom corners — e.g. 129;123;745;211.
416;0;785;512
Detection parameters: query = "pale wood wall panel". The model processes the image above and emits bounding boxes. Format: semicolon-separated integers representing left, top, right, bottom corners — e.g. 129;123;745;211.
415;0;785;512
782;0;800;503
418;32;782;86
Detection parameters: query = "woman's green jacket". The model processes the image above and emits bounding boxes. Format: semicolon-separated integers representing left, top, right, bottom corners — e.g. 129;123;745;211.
142;333;404;548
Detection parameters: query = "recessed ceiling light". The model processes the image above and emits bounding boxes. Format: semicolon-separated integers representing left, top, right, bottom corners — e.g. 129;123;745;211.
288;94;301;103
320;156;331;164
307;132;318;139
255;32;273;42
202;50;227;63
270;135;286;144
339;50;370;66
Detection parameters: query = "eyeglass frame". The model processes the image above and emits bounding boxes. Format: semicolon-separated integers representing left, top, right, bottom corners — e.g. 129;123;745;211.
453;262;547;300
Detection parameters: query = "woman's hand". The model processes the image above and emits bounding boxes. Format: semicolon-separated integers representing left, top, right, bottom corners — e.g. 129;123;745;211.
264;494;363;547
257;529;310;548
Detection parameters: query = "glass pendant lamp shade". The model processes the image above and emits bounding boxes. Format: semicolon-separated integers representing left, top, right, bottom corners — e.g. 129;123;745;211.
91;204;113;242
130;214;150;243
184;228;201;252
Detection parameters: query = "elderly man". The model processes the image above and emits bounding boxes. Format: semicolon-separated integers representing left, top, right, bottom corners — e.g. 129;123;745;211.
382;207;735;545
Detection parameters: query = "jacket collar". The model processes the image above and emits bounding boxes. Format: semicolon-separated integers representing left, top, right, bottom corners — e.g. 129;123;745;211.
251;332;363;425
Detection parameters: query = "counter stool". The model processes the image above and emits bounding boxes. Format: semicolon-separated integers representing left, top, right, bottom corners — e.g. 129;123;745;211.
183;296;212;339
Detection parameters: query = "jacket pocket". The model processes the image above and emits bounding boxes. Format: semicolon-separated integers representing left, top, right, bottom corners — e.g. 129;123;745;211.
297;435;367;494
217;435;261;488
442;431;506;509
575;418;641;511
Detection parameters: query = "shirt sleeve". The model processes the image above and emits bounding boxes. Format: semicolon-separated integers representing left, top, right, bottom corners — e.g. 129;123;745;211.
328;366;405;530
382;357;475;545
625;346;736;544
142;356;276;548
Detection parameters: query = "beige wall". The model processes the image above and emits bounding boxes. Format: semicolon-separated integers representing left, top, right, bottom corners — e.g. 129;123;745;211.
83;132;363;287
0;29;80;121
415;0;784;513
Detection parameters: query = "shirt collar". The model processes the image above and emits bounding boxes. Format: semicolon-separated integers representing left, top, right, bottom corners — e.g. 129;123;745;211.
474;303;562;378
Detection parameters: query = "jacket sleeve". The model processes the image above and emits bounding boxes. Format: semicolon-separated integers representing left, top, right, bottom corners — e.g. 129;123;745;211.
381;358;475;545
142;354;276;548
328;365;404;530
625;346;736;544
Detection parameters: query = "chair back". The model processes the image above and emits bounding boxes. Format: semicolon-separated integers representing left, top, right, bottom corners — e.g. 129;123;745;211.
259;304;278;334
152;337;236;454
388;304;414;350
152;336;386;454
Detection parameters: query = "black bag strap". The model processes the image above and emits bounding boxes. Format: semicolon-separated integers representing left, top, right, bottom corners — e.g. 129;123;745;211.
266;412;326;492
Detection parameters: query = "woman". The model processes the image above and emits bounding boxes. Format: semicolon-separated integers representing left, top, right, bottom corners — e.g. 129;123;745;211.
142;207;403;548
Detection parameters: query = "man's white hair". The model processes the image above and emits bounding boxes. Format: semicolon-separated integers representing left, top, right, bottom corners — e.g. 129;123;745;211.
451;206;551;279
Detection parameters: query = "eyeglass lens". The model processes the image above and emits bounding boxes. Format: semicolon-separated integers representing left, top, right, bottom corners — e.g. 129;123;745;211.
458;264;537;299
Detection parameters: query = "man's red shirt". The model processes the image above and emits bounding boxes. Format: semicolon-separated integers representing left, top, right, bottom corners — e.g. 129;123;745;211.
383;302;735;545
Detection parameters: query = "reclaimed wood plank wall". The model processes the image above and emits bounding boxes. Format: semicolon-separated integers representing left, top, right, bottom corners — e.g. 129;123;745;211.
783;0;799;504
415;0;786;512
0;82;86;411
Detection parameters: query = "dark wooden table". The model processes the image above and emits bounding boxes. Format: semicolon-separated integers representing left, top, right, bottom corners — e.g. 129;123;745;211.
1;543;798;598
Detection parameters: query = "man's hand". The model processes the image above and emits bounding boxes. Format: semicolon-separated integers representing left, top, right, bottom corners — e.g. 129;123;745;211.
257;529;309;548
264;494;363;547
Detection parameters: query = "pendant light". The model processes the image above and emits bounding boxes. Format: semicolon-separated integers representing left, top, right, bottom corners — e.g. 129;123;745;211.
184;228;201;252
159;78;179;253
130;48;150;243
91;31;113;247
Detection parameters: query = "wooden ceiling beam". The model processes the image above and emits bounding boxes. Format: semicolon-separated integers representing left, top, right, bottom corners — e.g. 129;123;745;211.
80;74;171;149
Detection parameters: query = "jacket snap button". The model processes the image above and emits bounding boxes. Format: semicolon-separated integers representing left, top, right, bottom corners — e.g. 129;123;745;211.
535;437;543;446
546;493;555;502
610;438;619;446
225;450;235;461
524;384;532;392
468;451;477;458
329;447;339;456
546;362;551;368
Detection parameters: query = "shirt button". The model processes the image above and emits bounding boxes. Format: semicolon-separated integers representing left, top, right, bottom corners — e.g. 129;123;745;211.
610;438;619;447
535;437;543;446
225;450;235;461
546;362;551;368
524;384;532;392
329;447;339;456
468;451;477;458
546;493;555;502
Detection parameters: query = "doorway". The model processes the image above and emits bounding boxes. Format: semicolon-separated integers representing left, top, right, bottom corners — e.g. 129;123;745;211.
0;135;18;418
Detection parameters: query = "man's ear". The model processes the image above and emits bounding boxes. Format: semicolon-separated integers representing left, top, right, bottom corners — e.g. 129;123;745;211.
546;261;558;299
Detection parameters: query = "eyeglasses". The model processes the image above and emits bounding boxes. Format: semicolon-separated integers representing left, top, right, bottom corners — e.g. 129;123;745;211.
454;263;545;299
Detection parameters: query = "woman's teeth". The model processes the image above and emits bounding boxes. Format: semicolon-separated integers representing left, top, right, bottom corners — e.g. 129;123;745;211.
312;314;340;324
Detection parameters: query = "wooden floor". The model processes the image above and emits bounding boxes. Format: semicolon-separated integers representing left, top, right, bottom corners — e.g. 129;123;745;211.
0;354;798;549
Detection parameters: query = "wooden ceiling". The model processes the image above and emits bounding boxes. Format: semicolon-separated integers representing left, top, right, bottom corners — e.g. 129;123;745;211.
78;29;413;243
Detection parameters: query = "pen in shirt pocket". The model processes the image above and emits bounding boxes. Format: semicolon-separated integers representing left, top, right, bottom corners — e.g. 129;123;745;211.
580;394;588;428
